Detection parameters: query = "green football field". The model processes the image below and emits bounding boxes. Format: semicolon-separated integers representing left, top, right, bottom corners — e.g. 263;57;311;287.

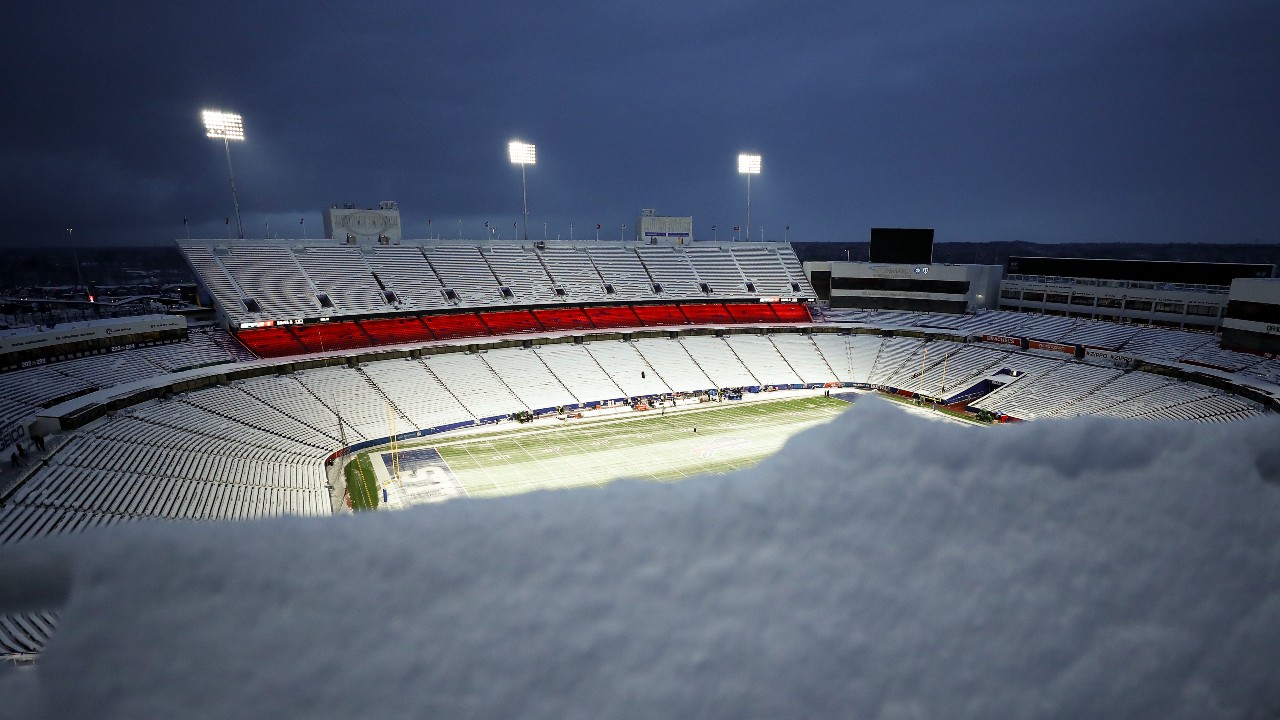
366;395;851;505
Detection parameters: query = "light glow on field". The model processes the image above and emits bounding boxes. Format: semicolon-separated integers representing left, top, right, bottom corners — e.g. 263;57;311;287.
367;396;848;507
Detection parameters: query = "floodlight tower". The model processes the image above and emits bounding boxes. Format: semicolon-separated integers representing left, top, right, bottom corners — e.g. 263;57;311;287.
203;110;246;239
508;141;536;241
738;153;761;242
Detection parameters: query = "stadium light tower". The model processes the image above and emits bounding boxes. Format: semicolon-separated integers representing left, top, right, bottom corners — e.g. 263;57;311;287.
203;110;246;239
738;153;761;242
508;140;536;241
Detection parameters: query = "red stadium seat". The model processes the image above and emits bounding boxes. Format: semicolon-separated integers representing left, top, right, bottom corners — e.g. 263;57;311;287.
531;307;595;331
478;310;543;335
724;303;780;323
424;313;492;340
678;303;734;324
358;317;435;346
632;304;690;327
233;327;308;358
292;322;373;352
582;306;642;329
769;303;812;322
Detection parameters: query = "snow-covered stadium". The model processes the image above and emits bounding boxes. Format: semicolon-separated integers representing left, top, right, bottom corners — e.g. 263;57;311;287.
1;236;1278;680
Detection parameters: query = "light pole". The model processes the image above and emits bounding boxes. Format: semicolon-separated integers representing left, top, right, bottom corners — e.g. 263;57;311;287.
203;110;246;240
508;141;536;242
738;153;761;243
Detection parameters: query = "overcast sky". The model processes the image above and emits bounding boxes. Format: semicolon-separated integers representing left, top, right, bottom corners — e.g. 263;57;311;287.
2;0;1277;247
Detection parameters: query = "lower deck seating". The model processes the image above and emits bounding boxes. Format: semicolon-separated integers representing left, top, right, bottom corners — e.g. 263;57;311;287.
679;303;734;324
424;313;492;340
583;306;642;328
358;317;434;346
234;327;308;357
632;304;691;327
531;307;595;331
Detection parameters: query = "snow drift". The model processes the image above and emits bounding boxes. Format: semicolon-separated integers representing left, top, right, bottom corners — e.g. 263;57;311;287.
2;396;1278;719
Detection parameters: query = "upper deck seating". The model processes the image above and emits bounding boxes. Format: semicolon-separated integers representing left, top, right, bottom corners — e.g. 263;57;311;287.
294;246;387;316
364;247;450;312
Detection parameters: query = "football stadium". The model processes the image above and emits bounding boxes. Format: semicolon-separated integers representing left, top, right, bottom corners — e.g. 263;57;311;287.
2;229;1279;666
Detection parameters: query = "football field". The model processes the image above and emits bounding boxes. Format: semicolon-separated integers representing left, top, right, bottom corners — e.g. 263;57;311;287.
365;395;851;507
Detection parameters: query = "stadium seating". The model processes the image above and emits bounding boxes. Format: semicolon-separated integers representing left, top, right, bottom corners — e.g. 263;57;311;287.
581;341;673;397
724;303;780;324
357;317;435;346
481;349;578;411
723;335;802;386
631;304;691;327
423;313;492;340
766;334;839;385
534;344;626;403
479;309;544;335
679;303;734;324
294;246;387;316
292;322;373;353
769;303;812;323
677;336;759;388
531;307;595;331
234;327;309;357
421;353;522;420
632;339;715;393
582;306;642;329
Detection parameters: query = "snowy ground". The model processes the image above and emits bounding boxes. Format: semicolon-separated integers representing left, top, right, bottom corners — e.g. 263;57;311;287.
1;395;1278;719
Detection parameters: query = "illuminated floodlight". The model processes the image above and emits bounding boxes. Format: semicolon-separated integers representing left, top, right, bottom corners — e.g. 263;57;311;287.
509;141;536;165
509;140;536;240
203;110;245;141
203;109;246;238
737;153;762;241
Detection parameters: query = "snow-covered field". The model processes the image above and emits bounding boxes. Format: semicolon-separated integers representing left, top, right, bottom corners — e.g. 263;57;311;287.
1;395;1278;719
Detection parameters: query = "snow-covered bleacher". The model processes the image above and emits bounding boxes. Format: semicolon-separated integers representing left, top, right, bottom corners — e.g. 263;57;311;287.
677;336;759;388
632;339;715;393
534;343;626;403
723;335;802;386
765;334;838;384
480;348;579;411
581;341;673;398
180;240;814;329
420;353;522;420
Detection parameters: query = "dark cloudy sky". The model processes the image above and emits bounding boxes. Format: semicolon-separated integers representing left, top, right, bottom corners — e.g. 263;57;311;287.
2;0;1277;247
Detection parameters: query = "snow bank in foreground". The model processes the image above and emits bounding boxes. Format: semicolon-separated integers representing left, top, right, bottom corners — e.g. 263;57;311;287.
3;396;1279;719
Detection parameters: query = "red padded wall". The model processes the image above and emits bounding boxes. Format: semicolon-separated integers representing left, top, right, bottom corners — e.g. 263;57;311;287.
531;307;595;331
358;317;434;346
769;303;812;322
678;303;734;324
234;327;308;358
582;306;642;329
424;313;492;340
632;304;690;327
478;309;543;335
724;303;780;323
